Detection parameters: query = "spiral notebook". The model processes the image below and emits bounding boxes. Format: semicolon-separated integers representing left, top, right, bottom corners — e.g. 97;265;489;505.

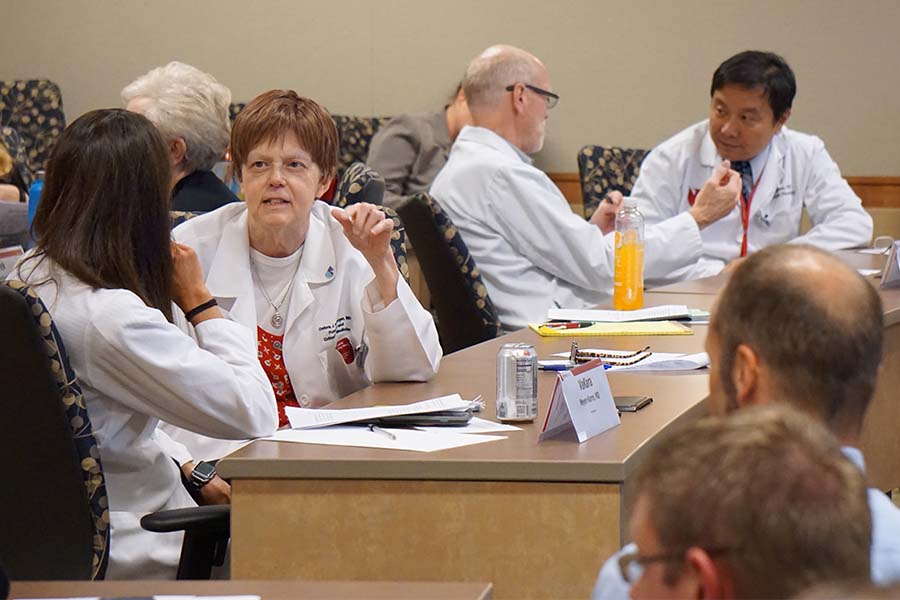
529;321;693;337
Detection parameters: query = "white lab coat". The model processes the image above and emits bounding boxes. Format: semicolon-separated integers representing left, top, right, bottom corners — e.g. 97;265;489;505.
430;125;703;331
160;201;442;461
10;255;277;579
633;120;873;284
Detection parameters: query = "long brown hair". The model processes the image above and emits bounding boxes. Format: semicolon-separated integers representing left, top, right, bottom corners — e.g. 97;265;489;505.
29;109;175;319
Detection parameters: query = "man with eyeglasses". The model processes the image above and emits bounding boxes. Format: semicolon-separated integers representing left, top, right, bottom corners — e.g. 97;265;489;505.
628;50;872;285
622;404;871;599
430;44;740;332
593;243;900;597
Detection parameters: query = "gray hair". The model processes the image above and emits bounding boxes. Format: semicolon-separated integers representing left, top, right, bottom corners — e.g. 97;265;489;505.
462;45;542;113
121;61;231;173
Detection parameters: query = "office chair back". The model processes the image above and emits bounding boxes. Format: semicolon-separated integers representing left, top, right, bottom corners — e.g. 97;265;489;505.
333;161;385;208
578;145;649;220
0;281;109;581
396;193;501;353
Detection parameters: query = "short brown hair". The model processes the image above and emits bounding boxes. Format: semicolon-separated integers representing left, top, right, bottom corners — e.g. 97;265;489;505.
633;405;871;598
712;244;883;439
230;89;338;184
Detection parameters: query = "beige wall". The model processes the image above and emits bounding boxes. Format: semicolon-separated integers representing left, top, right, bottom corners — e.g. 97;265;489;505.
3;0;900;174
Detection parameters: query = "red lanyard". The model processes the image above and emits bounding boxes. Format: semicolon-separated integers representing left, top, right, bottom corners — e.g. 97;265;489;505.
739;168;765;257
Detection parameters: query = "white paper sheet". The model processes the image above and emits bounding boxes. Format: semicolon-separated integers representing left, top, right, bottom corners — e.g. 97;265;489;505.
266;425;506;452
551;350;709;372
546;304;689;322
284;394;470;429
414;417;521;434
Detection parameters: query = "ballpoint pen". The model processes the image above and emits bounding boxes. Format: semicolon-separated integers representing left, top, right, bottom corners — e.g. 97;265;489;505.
540;322;594;329
368;424;397;441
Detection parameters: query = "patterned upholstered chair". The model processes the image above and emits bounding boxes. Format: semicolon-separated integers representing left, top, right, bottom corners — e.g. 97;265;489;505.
0;80;66;180
332;162;385;208
396;193;502;354
331;115;390;177
330;163;407;279
228;102;246;124
578;145;649;220
0;280;232;581
0;280;110;580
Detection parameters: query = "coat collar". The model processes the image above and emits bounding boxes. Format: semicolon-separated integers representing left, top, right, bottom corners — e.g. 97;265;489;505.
458;125;534;165
204;202;339;327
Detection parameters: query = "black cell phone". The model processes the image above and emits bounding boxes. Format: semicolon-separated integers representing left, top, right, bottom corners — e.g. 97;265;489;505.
614;395;653;412
359;409;473;427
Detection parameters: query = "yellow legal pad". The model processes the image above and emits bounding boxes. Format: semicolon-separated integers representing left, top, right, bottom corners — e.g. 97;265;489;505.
529;321;694;337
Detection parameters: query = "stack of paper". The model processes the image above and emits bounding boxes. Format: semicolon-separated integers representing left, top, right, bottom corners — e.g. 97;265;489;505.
272;394;518;453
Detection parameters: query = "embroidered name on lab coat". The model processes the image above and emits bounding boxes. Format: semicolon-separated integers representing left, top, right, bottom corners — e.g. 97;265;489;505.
319;315;353;342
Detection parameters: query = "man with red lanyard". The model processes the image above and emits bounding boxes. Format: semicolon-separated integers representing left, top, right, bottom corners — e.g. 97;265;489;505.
625;50;872;285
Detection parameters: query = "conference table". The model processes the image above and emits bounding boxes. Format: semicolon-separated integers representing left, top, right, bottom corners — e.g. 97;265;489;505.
219;250;898;600
9;580;492;599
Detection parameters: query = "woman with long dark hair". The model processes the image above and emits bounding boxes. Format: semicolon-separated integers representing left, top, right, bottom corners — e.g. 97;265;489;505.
11;109;277;579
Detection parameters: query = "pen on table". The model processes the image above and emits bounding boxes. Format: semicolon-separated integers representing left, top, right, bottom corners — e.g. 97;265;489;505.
540;322;594;329
368;424;397;441
539;362;611;371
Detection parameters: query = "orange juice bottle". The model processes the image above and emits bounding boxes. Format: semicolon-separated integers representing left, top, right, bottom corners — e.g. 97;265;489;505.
613;198;644;310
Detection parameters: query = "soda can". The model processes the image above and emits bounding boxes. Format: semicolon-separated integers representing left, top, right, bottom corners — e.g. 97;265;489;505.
496;342;538;422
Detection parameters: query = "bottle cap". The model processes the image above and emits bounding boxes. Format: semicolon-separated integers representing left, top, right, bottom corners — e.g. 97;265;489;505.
623;197;638;208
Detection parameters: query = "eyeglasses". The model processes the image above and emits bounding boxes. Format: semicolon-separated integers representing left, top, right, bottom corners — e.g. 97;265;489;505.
568;342;652;366
617;547;736;584
505;83;560;109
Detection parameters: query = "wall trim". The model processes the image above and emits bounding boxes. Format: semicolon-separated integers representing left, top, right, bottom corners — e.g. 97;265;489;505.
549;173;900;209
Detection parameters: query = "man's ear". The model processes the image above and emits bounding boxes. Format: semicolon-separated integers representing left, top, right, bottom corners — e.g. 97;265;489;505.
732;343;761;408
685;547;731;599
774;108;791;133
509;82;526;115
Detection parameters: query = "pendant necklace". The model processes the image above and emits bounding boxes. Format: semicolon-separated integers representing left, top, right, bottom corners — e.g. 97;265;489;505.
251;259;300;329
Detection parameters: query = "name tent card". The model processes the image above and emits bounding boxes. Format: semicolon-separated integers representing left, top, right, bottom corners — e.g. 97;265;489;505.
539;359;620;443
881;241;900;289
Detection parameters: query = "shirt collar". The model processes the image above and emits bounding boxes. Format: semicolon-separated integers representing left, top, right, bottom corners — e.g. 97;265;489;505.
457;125;534;165
747;143;771;183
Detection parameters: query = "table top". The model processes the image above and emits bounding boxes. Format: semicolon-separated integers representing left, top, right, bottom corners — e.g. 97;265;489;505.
219;250;900;485
220;293;711;484
9;580;493;600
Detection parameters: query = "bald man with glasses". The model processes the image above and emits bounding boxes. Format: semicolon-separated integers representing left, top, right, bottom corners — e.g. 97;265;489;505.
431;44;740;331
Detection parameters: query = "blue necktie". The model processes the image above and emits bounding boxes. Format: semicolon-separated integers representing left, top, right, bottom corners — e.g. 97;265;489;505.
732;160;753;203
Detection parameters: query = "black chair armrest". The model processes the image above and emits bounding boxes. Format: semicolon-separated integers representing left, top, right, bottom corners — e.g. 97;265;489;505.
140;505;230;534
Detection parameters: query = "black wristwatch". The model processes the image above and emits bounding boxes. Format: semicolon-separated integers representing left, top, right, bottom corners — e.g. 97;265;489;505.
189;460;217;490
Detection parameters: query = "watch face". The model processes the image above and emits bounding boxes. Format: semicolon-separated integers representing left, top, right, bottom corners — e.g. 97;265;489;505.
192;461;216;484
